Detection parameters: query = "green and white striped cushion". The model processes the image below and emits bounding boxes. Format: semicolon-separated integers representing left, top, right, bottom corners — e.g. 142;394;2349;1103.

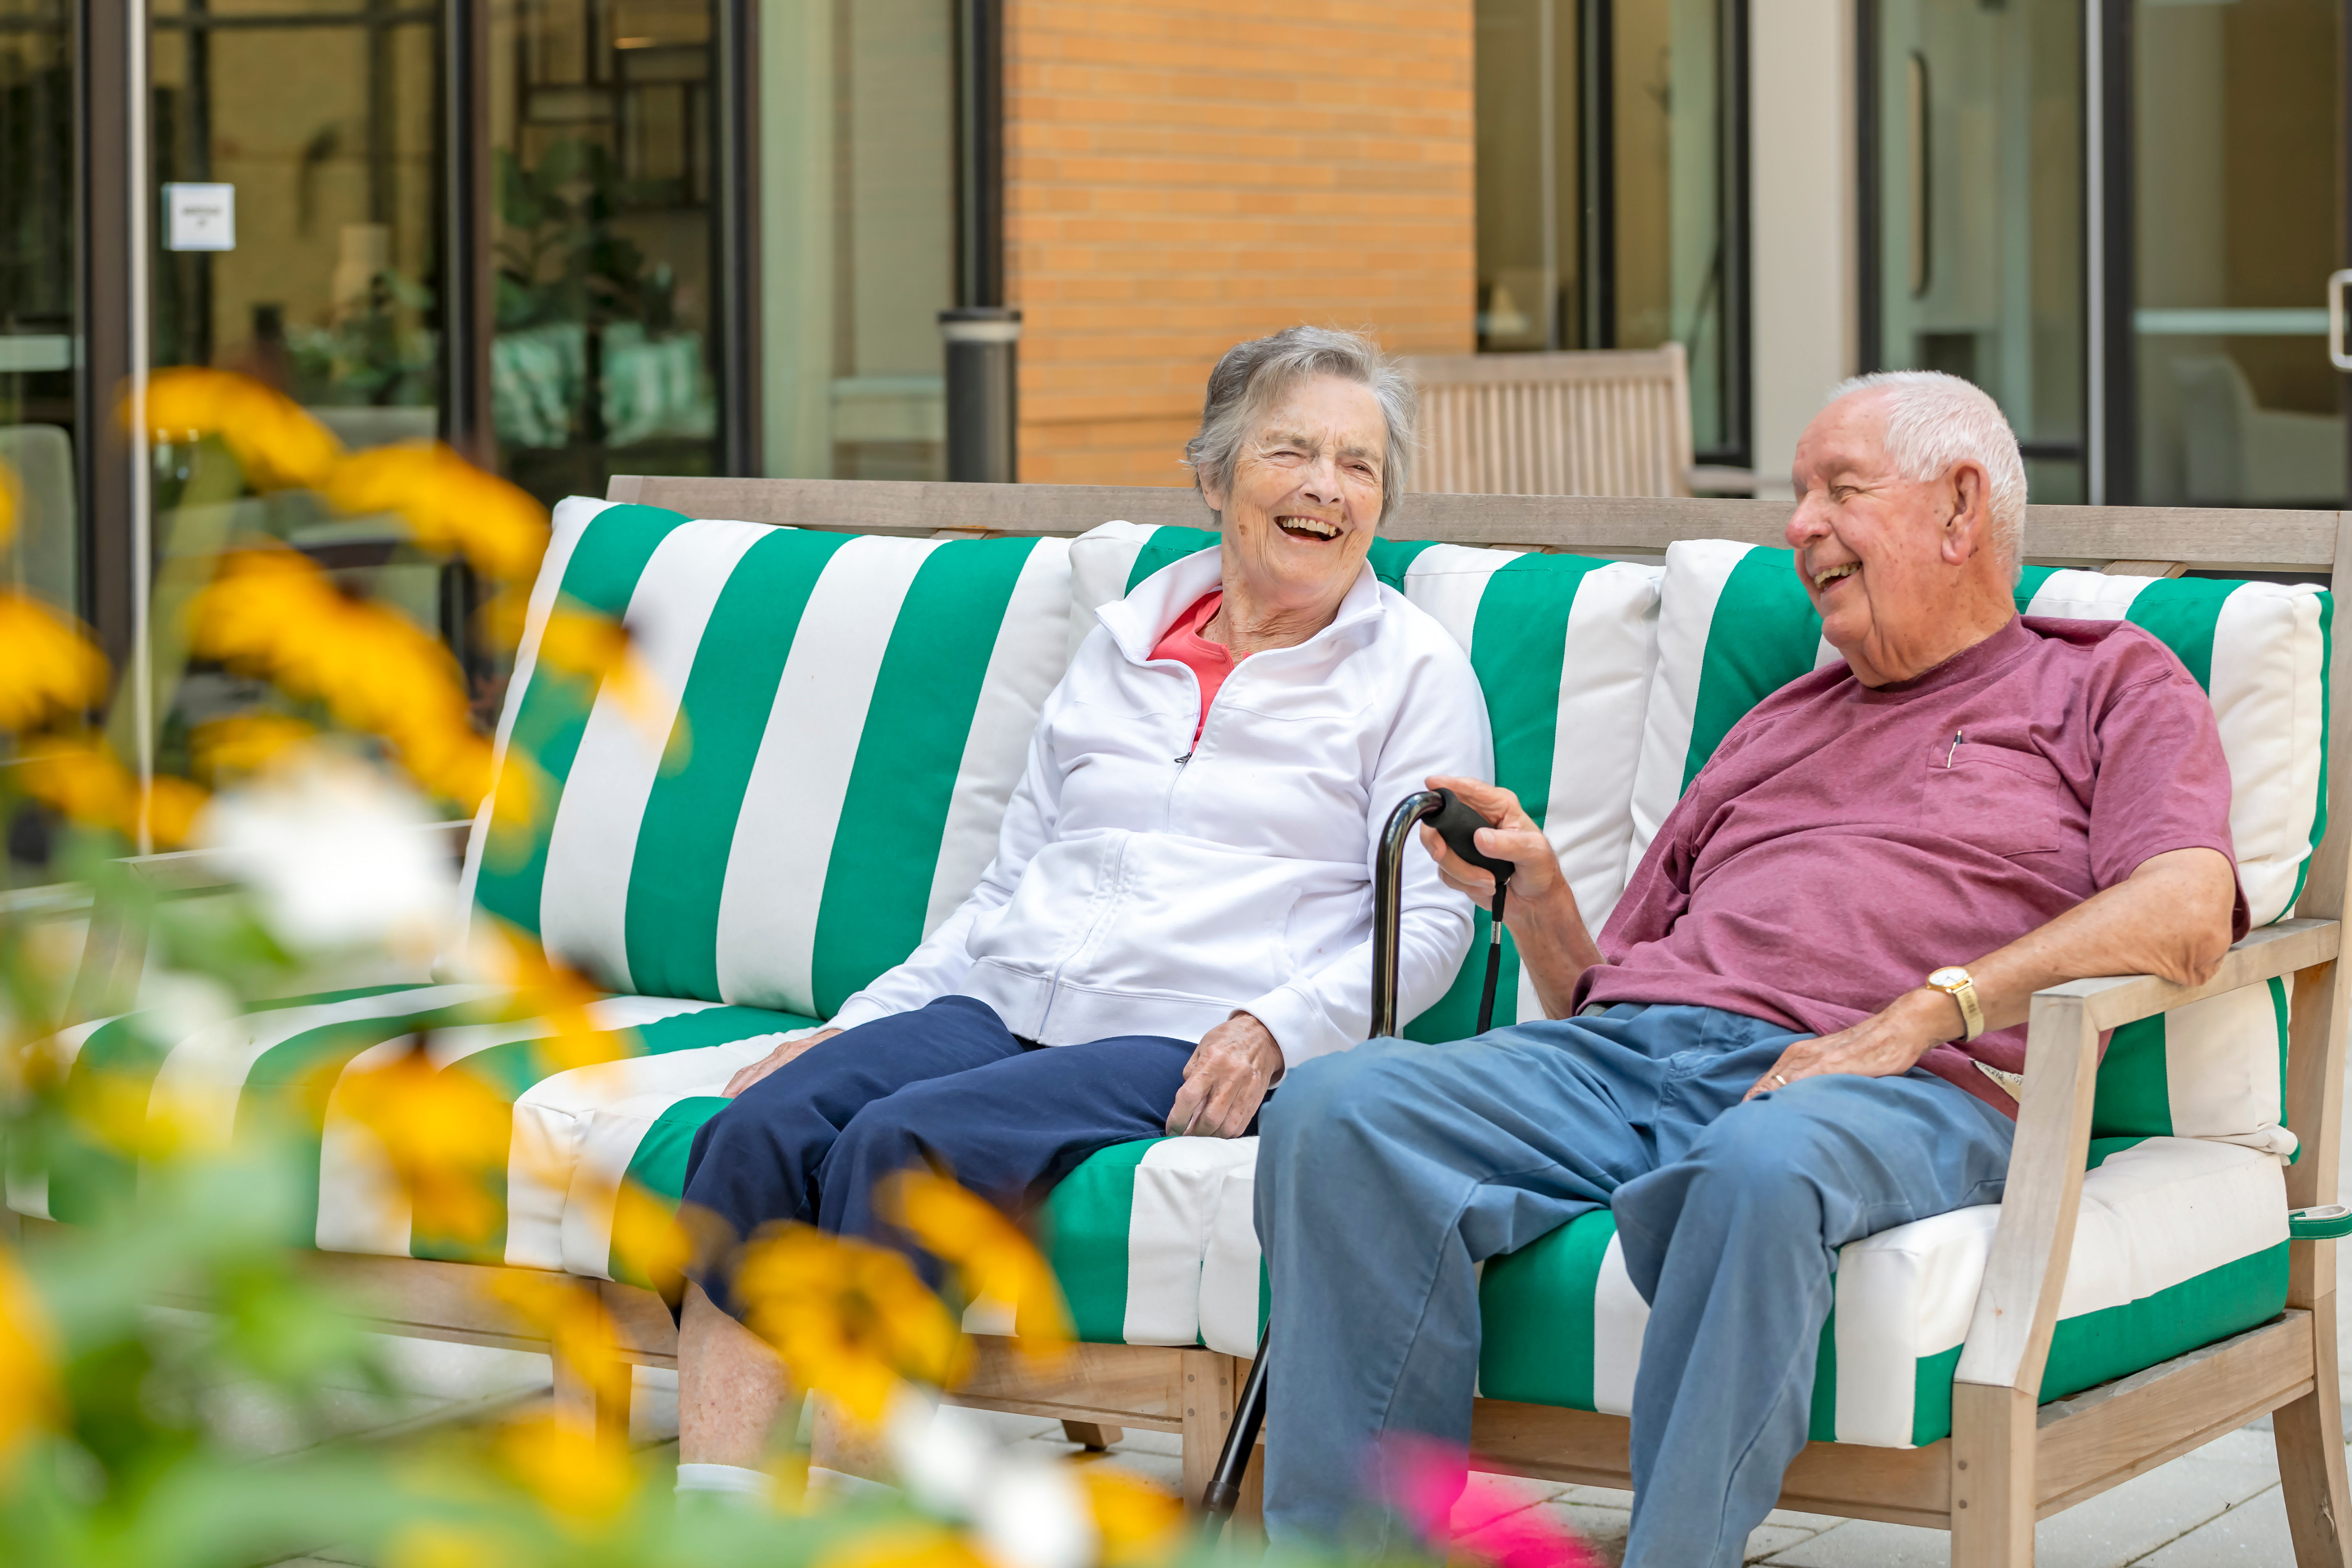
1630;540;2331;1150
460;496;1073;1019
9;983;814;1268
564;1089;1258;1348
1475;1135;2288;1448
1068;520;1663;1036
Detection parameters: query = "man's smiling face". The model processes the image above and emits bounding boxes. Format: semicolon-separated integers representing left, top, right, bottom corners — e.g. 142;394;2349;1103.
1785;390;1968;686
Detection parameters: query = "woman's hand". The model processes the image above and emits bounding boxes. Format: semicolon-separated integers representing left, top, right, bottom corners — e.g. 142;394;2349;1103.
1418;776;1566;906
1166;1013;1284;1138
724;1028;842;1098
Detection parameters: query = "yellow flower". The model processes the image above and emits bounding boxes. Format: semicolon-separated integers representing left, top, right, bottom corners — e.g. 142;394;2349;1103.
138;368;344;490
0;592;109;733
382;1523;504;1568
336;1046;512;1243
733;1224;970;1427
495;1411;638;1524
817;1524;992;1568
190;548;496;809
16;736;207;848
535;604;677;754
0;1241;58;1476
489;1272;632;1420
189;713;317;783
322;443;550;587
608;1179;691;1287
1077;1467;1182;1566
880;1171;1073;1356
0;1243;58;1468
0;457;18;550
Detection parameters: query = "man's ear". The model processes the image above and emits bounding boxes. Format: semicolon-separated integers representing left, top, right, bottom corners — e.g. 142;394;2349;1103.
1943;462;1991;564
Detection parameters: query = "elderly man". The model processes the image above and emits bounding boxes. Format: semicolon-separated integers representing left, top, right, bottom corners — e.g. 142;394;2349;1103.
1254;370;2246;1566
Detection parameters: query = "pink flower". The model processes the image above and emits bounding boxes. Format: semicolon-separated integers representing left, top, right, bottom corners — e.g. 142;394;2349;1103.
1374;1433;1604;1568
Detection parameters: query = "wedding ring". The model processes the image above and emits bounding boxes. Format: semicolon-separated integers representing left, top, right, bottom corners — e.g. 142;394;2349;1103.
1766;1072;1787;1089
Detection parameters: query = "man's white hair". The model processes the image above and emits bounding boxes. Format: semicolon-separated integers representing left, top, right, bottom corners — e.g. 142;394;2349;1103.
1827;370;2027;581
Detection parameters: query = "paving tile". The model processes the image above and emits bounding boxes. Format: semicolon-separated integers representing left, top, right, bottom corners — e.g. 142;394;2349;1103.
2134;1486;2292;1564
1745;1522;1827;1563
1451;1472;1570;1533
1459;1497;1631;1563
1758;1518;1950;1566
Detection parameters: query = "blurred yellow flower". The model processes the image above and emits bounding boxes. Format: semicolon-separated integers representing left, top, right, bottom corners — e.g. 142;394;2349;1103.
337;1047;511;1243
535;604;675;753
817;1524;992;1568
16;737;207;848
1076;1467;1182;1566
0;592;109;734
138;368;344;490
322;443;549;587
488;1272;631;1421
190;548;495;810
505;934;624;1076
609;1178;690;1287
382;1522;505;1568
880;1171;1072;1357
189;713;318;784
495;1411;637;1524
0;1243;58;1467
733;1224;969;1427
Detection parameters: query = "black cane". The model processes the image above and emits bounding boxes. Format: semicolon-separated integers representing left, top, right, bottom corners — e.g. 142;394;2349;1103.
1198;789;1514;1532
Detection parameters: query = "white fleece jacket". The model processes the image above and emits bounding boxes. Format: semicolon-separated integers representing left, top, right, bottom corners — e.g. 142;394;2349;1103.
825;545;1492;1065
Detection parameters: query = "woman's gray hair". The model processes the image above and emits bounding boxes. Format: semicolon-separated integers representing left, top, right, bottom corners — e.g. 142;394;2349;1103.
1828;369;2028;580
1184;326;1417;524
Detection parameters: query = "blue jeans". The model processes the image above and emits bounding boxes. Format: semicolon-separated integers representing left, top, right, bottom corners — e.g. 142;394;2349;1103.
680;995;1198;1314
1255;1003;2015;1568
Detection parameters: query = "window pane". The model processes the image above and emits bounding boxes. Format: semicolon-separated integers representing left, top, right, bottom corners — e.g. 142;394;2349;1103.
1868;0;2084;500
759;0;955;479
490;0;722;504
1614;0;1732;453
1475;0;1577;353
2134;0;2341;507
0;0;77;617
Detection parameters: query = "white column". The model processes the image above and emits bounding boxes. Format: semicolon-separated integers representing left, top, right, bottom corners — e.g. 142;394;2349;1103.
1748;0;1859;500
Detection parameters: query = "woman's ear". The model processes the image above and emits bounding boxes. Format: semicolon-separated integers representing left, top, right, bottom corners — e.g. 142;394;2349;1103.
1198;474;1226;515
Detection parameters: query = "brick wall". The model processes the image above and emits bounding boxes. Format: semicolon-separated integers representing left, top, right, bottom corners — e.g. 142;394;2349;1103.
1006;0;1476;488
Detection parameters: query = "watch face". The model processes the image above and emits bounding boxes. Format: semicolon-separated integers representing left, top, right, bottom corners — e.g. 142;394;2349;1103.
1928;966;1969;990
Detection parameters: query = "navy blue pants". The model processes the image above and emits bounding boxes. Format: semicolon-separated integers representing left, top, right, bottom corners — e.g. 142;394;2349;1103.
680;994;1199;1317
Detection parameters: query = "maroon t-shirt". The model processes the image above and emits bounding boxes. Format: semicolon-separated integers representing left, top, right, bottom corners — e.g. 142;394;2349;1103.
1580;615;2250;1115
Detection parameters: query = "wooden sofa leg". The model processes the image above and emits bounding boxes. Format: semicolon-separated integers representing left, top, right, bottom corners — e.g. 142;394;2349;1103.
1179;1348;1239;1511
2278;1291;2352;1568
1061;1421;1123;1451
1951;1383;2036;1567
552;1354;632;1446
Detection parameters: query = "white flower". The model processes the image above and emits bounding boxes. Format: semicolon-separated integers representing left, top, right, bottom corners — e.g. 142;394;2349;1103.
193;751;456;959
884;1396;1100;1568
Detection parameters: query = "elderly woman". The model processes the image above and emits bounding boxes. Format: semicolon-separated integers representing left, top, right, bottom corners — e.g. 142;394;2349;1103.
674;325;1491;1498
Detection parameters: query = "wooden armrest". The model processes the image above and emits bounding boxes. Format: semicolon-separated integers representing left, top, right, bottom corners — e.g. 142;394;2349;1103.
63;819;474;1026
1955;918;2341;1397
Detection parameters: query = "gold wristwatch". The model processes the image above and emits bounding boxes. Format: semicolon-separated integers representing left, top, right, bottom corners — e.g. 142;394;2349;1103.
1927;966;1986;1042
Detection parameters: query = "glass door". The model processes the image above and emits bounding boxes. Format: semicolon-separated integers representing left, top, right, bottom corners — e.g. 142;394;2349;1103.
1862;0;2088;501
0;0;78;617
2131;0;2343;508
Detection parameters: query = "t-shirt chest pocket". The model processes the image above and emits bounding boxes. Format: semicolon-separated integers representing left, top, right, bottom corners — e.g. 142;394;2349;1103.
1917;741;2067;858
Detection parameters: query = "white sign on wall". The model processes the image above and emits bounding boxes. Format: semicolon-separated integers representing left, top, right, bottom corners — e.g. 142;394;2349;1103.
163;183;235;251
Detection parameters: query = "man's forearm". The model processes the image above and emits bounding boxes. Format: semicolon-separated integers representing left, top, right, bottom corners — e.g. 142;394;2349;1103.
1508;880;1609;1020
1927;847;2238;1039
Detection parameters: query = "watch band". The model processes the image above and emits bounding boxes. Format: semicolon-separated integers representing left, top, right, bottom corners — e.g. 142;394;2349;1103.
1928;966;1986;1042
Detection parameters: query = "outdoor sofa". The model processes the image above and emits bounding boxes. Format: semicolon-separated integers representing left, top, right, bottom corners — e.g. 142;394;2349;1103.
22;475;2352;1568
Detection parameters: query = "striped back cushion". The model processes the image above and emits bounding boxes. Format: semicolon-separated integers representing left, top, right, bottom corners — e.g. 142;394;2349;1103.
1630;540;2331;1150
460;497;1072;1017
1067;520;1661;1037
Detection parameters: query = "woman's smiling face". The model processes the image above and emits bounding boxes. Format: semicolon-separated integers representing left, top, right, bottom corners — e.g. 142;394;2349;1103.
1204;373;1387;615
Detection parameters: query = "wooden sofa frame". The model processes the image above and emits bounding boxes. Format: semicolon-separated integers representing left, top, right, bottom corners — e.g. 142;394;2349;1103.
51;475;2352;1566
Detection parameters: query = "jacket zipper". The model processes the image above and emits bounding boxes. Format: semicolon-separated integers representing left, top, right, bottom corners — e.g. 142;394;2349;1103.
1036;831;1130;1038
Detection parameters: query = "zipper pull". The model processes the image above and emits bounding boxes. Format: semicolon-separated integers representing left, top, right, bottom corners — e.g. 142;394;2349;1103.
1173;752;1192;766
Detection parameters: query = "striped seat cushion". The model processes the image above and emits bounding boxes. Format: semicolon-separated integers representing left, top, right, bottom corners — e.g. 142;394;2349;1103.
9;983;814;1267
1631;540;2331;1151
1068;520;1662;1036
461;496;1073;1018
1473;1136;2288;1448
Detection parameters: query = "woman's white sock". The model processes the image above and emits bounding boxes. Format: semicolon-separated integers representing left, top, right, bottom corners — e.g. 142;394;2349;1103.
675;1462;775;1508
